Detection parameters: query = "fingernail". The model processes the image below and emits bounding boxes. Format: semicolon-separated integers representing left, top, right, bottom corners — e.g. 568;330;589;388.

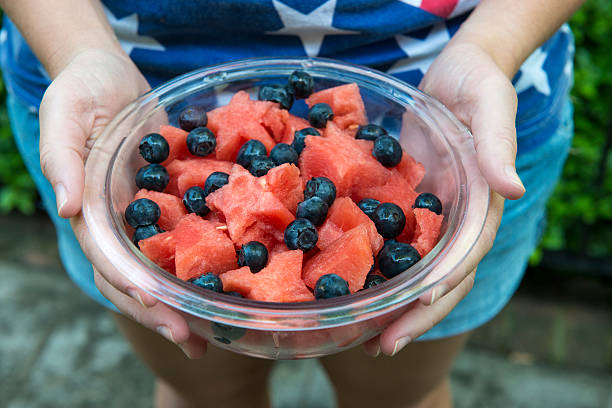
156;326;176;344
392;336;412;356
504;165;525;192
55;182;68;215
178;343;197;360
366;344;381;358
127;289;146;308
430;284;447;305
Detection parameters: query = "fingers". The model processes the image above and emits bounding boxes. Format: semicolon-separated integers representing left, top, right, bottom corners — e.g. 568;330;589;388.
362;336;381;357
379;270;477;356
470;76;525;200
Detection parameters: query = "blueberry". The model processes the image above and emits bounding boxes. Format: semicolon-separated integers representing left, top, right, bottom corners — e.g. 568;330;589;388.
287;70;314;98
357;198;381;220
356;124;388;141
372;135;403;167
284;218;318;251
203;172;230;196
269;143;299;166
139;133;169;163
212;322;246;343
258;84;293;110
363;274;386;289
369;255;376;274
237;241;269;273
125;198;161;228
224;291;244;298
132;224;163;248
135;164;169;192
378;240;421;279
189;272;223;292
308;103;334;128
183;186;210;216
296;197;329;226
178;107;208;131
236;140;267;168
292;127;320;154
372;203;406;239
186;127;216;157
304;177;336;207
314;274;350;299
249;156;276;177
413;193;443;215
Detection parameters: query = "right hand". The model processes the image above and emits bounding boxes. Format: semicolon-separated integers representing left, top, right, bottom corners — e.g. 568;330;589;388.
39;49;206;359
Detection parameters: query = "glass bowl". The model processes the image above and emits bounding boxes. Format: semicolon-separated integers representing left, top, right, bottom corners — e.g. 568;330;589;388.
83;57;489;359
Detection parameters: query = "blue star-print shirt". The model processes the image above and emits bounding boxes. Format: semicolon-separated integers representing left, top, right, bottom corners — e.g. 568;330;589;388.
0;0;573;152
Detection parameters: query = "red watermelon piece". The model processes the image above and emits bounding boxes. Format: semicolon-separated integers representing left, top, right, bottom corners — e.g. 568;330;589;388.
160;125;190;165
221;250;315;302
165;157;234;197
303;224;374;293
397;153;426;189
173;214;237;281
281;115;311;145
410;208;444;257
317;197;383;253
259;164;303;213
207;91;276;160
306;83;367;132
134;189;187;231
139;231;177;275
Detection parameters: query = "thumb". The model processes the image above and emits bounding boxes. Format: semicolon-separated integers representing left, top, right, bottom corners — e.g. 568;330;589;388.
39;79;90;218
470;76;525;200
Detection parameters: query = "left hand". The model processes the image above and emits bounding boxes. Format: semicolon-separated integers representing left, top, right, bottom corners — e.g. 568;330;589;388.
364;41;525;357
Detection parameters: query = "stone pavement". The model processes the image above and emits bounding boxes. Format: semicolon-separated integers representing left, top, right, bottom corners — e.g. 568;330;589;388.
1;213;611;408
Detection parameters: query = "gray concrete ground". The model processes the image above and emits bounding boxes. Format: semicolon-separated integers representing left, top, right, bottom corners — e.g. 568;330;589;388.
1;213;611;407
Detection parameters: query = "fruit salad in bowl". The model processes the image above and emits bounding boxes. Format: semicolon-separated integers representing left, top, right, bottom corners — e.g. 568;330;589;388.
83;57;489;359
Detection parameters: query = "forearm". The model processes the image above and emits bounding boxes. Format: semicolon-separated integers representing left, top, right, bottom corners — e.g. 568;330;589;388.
453;0;585;78
0;0;124;78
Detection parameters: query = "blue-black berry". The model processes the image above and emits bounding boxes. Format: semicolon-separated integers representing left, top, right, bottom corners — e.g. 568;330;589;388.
308;103;334;128
203;172;230;196
135;164;169;192
132;224;163;248
125;198;161;228
292;127;320;154
224;291;244;298
189;272;223;292
314;274;350;299
237;241;269;273
284;218;318;251
183;186;210;216
258;84;293;110
236;140;267;169
296;197;329;226
372;203;406;239
372;135;403;167
287;70;314;99
186;127;216;157
249;156;276;177
413;193;443;215
212;322;246;344
139;133;169;163
363;274;386;289
356;124;388;141
378;240;421;279
269;143;299;166
304;177;336;207
178;107;208;131
357;198;381;220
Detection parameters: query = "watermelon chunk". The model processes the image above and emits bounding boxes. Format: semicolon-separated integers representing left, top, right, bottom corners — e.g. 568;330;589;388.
165;157;233;197
306;83;367;132
221;250;315;302
259;163;303;213
317;197;383;253
134;189;187;231
173;214;237;281
397;153;426;189
139;231;177;275
303;224;374;293
207;91;277;160
410;208;444;257
160;125;190;165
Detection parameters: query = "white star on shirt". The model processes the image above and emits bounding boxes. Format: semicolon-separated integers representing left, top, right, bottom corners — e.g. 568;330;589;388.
514;48;550;96
388;22;450;75
103;5;165;55
267;0;358;57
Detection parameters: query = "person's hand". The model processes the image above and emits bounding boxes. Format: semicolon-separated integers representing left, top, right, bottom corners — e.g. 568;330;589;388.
39;49;206;359
364;41;525;357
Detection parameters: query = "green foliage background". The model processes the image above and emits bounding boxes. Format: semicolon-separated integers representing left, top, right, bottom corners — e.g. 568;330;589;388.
0;2;610;257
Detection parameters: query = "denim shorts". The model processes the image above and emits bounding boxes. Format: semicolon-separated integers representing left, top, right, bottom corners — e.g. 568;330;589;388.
6;92;573;339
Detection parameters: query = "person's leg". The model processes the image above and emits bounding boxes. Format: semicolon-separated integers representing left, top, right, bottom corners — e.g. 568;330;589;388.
321;333;469;408
112;312;274;408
